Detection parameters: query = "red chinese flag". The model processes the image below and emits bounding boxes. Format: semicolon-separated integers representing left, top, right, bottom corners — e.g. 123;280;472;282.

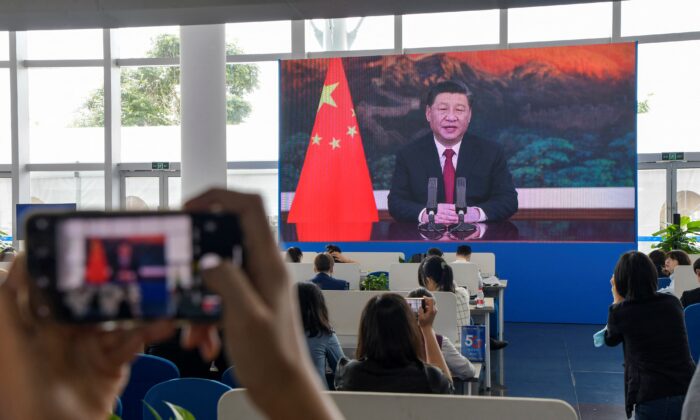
85;239;110;284
288;58;378;241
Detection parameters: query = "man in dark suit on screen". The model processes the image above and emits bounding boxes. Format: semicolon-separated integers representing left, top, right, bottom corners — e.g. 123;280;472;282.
388;80;518;224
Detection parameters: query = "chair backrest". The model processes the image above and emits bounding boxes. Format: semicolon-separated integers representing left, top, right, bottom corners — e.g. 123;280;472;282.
449;263;480;295
389;263;421;291
685;303;700;363
286;263;315;283
342;252;405;272
322;290;458;347
674;266;698;296
220;366;239;389
120;354;180;420
441;252;496;277
144;378;231;420
331;263;361;290
218;389;578;420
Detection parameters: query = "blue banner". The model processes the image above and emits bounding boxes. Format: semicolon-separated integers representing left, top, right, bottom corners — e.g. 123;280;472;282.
460;325;486;362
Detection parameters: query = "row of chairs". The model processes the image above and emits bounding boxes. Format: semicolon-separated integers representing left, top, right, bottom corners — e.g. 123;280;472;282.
286;262;481;293
120;354;577;420
286;251;497;276
120;354;239;419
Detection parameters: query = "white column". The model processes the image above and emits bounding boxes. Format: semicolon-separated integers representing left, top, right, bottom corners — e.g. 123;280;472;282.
104;28;122;210
10;31;29;249
180;24;227;203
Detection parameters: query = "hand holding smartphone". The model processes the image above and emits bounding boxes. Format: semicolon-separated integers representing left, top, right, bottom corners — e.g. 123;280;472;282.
25;211;244;324
405;297;426;315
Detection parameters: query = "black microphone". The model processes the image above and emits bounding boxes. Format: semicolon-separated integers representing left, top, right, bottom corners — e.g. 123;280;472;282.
426;177;438;223
419;177;446;238
448;177;476;236
455;177;467;216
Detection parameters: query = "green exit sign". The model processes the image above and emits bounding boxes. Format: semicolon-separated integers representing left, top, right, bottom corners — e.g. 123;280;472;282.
151;162;170;170
661;152;684;161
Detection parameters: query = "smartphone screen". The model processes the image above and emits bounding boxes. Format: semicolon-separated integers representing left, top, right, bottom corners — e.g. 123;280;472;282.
405;297;424;315
26;211;243;324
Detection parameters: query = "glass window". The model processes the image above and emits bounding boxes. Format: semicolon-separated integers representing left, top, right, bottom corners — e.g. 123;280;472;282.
305;16;394;52
117;26;180;59
26;29;103;60
637;41;700;153
638;169;666;238
168;176;181;210
121;65;181;162
124;177;160;210
29;171;105;210
403;10;499;48
508;2;612;43
677;169;700;221
0;32;9;61
226;62;278;161
622;0;700;37
28;67;104;163
0;177;11;239
227;169;278;217
0;69;10;164
225;21;291;54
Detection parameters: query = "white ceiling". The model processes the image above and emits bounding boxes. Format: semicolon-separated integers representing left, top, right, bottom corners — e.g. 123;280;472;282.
0;0;616;30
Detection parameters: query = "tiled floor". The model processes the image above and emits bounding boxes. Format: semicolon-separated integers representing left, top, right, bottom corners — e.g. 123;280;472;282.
491;323;627;419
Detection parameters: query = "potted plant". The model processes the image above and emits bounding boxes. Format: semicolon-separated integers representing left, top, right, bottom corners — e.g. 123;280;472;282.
0;229;11;254
651;216;700;253
360;272;389;291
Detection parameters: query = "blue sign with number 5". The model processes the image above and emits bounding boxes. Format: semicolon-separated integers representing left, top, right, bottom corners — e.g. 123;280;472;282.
460;325;486;362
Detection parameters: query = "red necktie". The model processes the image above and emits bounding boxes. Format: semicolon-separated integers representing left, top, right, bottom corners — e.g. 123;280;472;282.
443;148;456;204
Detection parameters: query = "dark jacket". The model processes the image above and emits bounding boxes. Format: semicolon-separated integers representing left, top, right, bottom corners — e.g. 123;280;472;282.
334;357;453;394
387;134;518;222
681;287;700;308
605;293;696;418
310;272;349;290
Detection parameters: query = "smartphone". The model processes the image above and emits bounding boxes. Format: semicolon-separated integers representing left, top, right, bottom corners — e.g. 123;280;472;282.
25;211;244;324
405;297;425;315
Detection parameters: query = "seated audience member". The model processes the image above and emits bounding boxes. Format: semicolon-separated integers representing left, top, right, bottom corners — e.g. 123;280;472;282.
453;244;484;285
334;293;453;394
0;189;344;420
659;250;692;295
285;246;303;263
680;259;700;308
325;244;357;264
605;251;695;420
146;329;229;380
421;256;470;342
422;256;507;351
0;247;16;263
426;247;443;258
408;287;476;380
648;249;669;278
297;283;345;387
310;254;350;290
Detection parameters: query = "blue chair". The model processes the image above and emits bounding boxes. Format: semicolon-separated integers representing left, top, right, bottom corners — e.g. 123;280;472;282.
658;276;672;290
114;396;122;417
685;303;700;362
120;354;180;420
221;366;240;389
143;378;232;419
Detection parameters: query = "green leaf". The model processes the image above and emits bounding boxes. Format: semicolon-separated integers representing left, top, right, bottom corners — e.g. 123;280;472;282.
143;401;163;420
164;402;196;420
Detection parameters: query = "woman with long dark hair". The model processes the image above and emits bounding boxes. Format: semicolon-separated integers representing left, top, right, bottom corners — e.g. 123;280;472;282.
605;251;695;419
334;293;453;394
421;256;471;344
296;283;345;386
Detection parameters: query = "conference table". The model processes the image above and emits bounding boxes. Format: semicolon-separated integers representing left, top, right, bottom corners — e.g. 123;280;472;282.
280;219;635;242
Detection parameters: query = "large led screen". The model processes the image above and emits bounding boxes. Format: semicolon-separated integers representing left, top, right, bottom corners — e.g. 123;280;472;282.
280;43;637;242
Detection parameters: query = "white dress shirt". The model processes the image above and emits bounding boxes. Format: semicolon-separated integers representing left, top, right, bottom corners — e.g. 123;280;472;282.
419;137;487;222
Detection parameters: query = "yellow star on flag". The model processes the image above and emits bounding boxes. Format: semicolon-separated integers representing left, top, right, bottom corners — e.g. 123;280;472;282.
311;133;322;145
318;82;339;110
351;108;356;117
346;126;357;138
329;138;341;150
